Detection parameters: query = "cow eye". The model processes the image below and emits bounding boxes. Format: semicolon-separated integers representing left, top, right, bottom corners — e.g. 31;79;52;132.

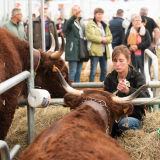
62;72;66;78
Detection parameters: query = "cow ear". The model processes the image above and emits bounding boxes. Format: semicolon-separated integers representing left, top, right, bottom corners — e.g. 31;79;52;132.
123;107;129;113
64;93;83;109
113;103;133;122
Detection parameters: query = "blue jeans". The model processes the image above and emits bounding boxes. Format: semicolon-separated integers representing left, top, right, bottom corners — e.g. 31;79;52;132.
135;55;145;77
118;117;141;131
89;52;107;82
111;117;141;137
69;61;83;82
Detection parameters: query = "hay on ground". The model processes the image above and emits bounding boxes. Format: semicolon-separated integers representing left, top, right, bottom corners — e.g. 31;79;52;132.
117;111;160;160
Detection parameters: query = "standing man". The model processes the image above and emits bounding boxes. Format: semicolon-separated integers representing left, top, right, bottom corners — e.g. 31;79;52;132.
109;9;128;49
32;4;59;51
2;8;26;40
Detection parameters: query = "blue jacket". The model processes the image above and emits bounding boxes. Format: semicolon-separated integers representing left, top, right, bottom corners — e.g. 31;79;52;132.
109;17;124;45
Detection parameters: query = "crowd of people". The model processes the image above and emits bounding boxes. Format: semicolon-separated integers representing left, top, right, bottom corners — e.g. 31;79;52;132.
2;4;160;137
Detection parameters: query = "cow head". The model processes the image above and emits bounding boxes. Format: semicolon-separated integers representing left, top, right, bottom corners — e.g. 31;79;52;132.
56;67;146;133
34;34;72;98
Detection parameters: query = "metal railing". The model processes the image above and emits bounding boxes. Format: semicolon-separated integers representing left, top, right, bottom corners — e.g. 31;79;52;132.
0;71;31;94
0;140;22;160
18;97;160;106
144;49;159;111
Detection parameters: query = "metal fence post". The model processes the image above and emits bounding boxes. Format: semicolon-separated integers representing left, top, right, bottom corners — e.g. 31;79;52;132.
144;49;159;111
0;141;10;160
28;0;35;145
4;0;6;23
41;0;46;52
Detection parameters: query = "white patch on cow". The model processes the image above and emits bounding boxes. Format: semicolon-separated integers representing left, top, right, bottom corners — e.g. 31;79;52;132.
4;63;5;67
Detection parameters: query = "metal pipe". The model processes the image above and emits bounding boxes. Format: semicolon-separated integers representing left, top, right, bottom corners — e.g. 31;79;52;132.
72;82;103;88
144;49;159;111
0;140;10;160
10;145;22;160
0;71;31;95
146;81;160;87
41;0;46;52
18;98;160;106
144;49;159;80
28;0;35;145
8;0;10;21
80;0;83;17
72;82;160;88
4;0;6;23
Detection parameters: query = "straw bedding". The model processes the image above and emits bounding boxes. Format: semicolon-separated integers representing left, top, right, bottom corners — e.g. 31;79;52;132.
4;106;160;160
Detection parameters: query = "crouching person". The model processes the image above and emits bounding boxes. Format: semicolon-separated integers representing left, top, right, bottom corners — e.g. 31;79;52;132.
104;45;150;137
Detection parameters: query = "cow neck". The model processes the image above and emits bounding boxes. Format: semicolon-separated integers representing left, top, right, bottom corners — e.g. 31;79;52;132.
79;98;111;133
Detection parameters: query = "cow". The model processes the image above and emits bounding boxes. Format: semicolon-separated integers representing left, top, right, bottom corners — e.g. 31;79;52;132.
19;68;146;160
0;28;72;140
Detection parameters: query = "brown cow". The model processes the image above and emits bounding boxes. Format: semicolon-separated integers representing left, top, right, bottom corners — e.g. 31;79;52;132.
19;68;146;160
0;28;71;140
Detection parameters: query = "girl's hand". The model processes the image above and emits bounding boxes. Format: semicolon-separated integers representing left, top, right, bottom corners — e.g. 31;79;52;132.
117;79;130;94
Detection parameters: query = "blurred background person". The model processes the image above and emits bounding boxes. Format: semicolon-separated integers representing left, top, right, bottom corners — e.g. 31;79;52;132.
86;8;112;82
64;5;85;82
25;19;29;35
32;13;36;21
128;7;160;51
123;14;151;76
56;17;64;37
109;9;125;49
3;8;26;40
31;3;59;51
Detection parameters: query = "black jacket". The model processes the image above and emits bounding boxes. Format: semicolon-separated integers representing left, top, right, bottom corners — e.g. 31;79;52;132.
56;23;64;37
104;66;150;121
123;28;151;67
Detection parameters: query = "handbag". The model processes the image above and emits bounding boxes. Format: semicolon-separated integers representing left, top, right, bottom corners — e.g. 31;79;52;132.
79;38;89;62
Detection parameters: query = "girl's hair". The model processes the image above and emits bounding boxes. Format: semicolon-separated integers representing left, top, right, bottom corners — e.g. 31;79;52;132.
112;45;130;61
69;5;81;18
131;14;142;22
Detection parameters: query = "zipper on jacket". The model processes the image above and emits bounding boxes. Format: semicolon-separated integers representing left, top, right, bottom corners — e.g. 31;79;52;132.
70;42;73;54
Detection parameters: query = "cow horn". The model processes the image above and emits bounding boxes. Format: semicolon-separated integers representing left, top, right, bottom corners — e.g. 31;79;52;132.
47;33;56;53
112;84;147;104
56;67;83;96
50;34;65;59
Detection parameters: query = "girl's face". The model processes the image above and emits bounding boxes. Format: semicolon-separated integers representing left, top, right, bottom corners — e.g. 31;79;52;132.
112;53;130;73
72;6;80;17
